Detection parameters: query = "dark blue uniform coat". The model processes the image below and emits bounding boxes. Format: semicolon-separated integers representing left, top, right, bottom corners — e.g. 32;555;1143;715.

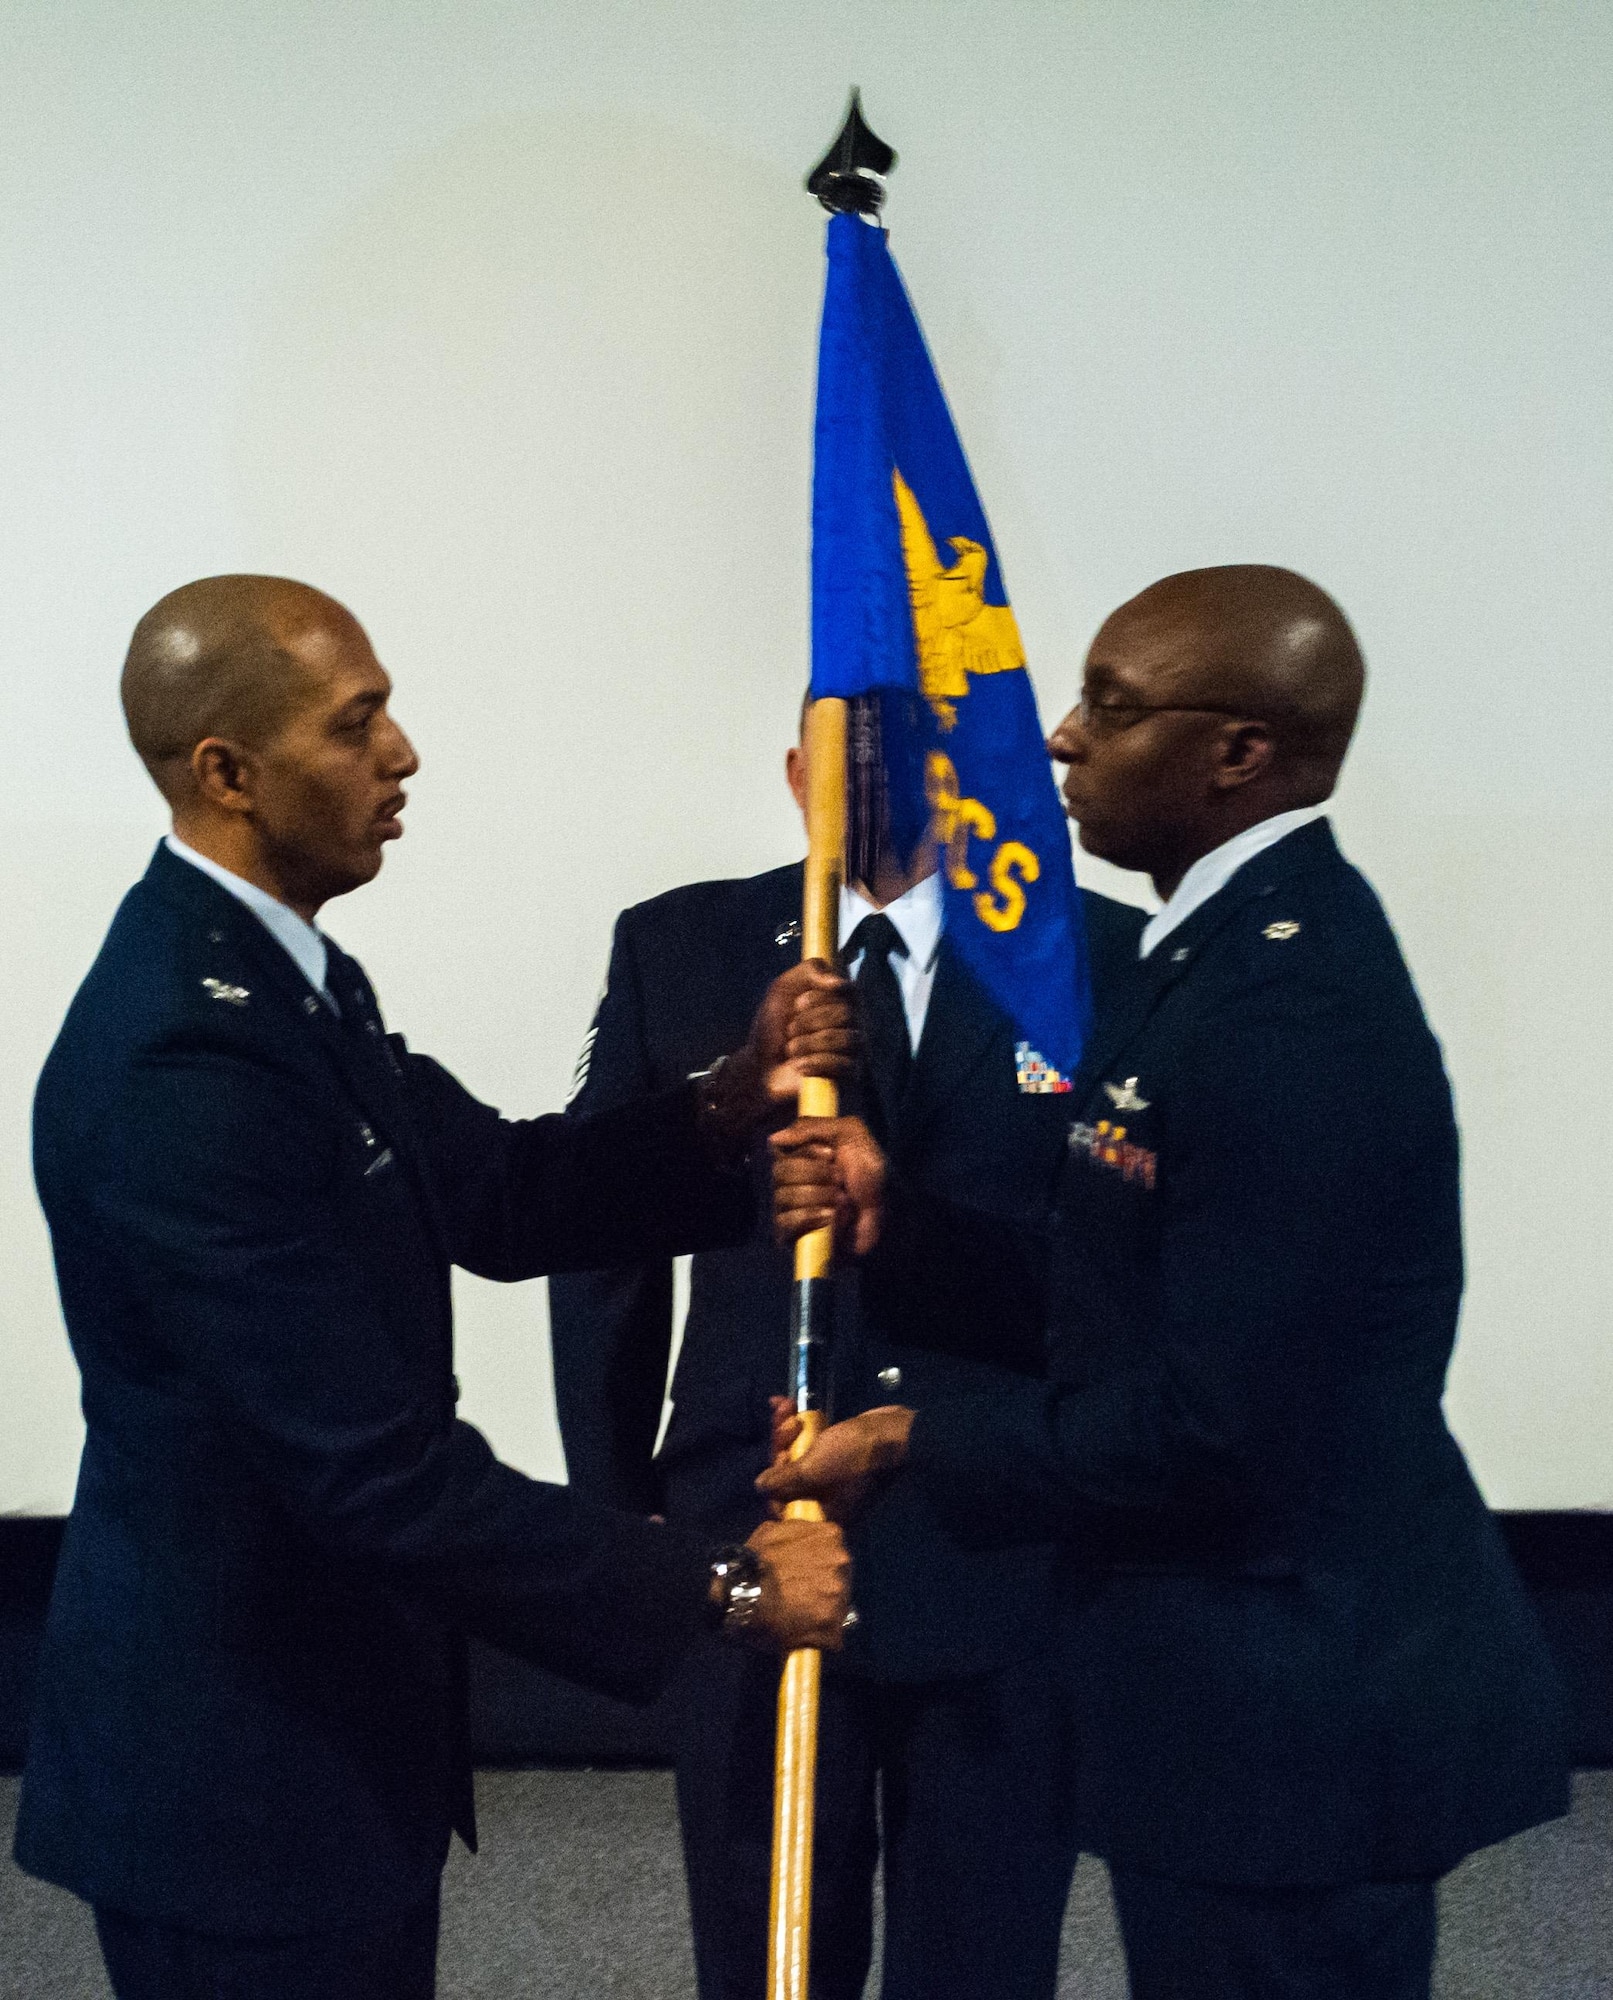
17;844;748;1937
909;821;1570;1885
551;860;1146;1680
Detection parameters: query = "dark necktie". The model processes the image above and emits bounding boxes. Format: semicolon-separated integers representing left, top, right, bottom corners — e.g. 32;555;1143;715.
324;944;402;1084
848;912;913;1132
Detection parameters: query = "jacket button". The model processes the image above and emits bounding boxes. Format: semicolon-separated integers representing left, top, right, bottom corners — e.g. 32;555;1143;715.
876;1366;902;1392
303;994;321;1015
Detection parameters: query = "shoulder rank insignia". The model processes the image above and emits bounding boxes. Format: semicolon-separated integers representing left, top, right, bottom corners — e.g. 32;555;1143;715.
201;977;249;1006
1102;1076;1149;1113
1263;920;1301;941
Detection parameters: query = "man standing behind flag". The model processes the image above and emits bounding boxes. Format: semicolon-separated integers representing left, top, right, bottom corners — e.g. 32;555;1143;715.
550;718;1143;2000
552;196;1139;1997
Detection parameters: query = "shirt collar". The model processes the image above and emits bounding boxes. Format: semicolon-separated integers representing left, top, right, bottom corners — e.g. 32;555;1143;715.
839;868;943;970
1139;805;1329;959
164;833;333;1002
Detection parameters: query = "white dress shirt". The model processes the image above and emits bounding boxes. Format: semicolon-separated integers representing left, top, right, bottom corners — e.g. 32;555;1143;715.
165;833;336;1006
1139;805;1329;959
840;870;943;1054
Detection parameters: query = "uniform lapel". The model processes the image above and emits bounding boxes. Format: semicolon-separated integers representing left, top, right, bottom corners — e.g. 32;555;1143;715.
320;941;455;1265
768;862;808;963
146;845;451;1271
698;863;807;1073
1065;943;1182;1106
146;841;351;1064
899;944;1002;1152
1069;819;1343;1098
763;865;810;1020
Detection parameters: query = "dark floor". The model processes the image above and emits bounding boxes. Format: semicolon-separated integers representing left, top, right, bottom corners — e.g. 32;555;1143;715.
2;1771;1609;1998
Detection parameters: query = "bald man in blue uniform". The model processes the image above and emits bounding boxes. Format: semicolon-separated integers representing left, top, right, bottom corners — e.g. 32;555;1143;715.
18;575;853;2000
766;566;1569;2000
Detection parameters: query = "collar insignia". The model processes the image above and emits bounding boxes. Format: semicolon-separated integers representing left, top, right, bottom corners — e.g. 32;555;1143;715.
1263;920;1301;941
201;977;250;1006
774;919;802;948
1102;1076;1149;1114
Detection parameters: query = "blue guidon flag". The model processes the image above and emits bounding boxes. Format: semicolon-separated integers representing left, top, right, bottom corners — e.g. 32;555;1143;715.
810;209;1092;1091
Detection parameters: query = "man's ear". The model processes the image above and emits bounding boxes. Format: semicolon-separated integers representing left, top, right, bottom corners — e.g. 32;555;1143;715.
1211;720;1275;793
191;737;257;816
785;744;809;816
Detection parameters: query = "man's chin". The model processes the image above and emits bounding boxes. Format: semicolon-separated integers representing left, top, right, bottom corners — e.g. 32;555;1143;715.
1074;819;1151;879
321;847;386;901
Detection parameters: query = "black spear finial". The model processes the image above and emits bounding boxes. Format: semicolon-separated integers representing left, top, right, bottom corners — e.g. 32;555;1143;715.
806;89;897;216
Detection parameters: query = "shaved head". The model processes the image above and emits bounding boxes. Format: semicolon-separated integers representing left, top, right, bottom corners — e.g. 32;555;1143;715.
1049;565;1366;897
122;575;359;803
120;574;417;917
1095;564;1364;788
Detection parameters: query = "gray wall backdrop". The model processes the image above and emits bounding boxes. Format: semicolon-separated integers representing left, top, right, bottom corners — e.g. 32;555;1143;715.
2;0;1609;1511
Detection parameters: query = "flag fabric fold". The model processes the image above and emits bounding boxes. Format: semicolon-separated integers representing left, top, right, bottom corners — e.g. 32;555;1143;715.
809;210;1092;1090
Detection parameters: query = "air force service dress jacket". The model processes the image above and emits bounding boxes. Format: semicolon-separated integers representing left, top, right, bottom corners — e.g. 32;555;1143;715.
18;843;750;1937
906;820;1570;1884
550;861;1145;1682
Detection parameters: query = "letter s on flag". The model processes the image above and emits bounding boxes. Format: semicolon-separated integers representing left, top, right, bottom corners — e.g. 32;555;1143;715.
976;841;1040;933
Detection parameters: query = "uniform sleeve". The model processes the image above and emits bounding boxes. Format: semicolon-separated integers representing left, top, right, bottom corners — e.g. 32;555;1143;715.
909;973;1443;1538
102;1035;714;1703
397;1016;754;1283
549;913;678;1513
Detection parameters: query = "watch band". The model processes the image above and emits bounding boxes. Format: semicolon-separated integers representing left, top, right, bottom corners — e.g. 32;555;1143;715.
708;1542;766;1639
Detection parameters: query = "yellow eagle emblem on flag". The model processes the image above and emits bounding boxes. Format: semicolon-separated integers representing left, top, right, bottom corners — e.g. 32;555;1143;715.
894;470;1026;729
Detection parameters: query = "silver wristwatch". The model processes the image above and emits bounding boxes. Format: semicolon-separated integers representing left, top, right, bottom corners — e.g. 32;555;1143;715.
708;1543;765;1639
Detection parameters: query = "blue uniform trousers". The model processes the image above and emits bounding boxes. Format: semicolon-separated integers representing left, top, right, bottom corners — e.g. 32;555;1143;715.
1109;1870;1437;2000
674;1640;1080;2000
93;1891;441;2000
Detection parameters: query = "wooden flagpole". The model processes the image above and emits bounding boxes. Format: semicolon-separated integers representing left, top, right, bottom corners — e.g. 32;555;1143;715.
766;692;847;2000
769;92;896;1997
